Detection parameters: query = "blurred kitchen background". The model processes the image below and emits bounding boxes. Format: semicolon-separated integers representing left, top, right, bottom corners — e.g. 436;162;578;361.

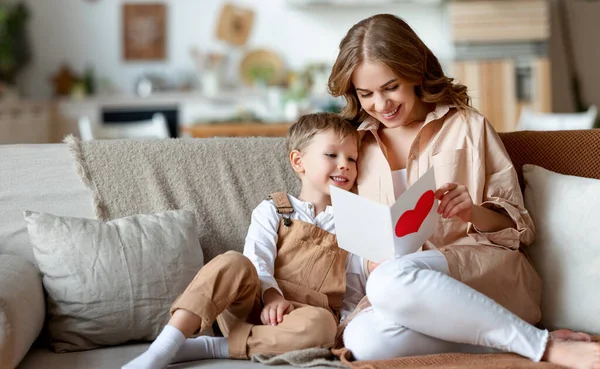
0;0;598;143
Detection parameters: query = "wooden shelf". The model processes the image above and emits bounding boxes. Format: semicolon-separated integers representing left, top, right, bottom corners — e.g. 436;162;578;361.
449;0;549;43
182;122;292;138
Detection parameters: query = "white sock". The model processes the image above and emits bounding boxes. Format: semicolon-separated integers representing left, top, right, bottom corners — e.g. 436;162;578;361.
122;325;186;369
172;336;229;362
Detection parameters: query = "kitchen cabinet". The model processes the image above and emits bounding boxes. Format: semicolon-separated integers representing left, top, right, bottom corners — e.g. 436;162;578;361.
449;0;551;132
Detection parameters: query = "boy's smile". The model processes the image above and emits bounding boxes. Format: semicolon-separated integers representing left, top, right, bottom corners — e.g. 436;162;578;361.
292;129;358;212
330;175;350;184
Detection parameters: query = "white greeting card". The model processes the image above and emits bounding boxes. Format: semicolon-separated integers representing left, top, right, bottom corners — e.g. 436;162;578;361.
330;167;439;262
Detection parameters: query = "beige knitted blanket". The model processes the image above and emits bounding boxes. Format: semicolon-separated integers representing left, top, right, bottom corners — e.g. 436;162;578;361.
252;347;570;369
332;349;567;369
65;135;300;262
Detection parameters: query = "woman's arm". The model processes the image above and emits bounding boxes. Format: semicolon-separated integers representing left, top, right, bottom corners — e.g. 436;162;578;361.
435;182;516;233
435;117;534;248
470;204;515;233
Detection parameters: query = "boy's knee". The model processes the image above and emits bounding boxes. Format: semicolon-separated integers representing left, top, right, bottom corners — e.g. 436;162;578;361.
212;251;254;271
220;251;251;265
202;251;257;283
292;307;337;348
309;308;337;346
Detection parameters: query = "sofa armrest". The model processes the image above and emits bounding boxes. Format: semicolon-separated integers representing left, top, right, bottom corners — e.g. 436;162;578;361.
0;254;45;369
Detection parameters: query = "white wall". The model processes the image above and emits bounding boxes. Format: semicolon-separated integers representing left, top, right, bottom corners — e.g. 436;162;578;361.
17;0;451;98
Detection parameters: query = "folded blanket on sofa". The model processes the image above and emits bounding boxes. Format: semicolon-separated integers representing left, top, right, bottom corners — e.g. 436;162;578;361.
334;349;564;369
252;348;346;368
65;135;300;262
332;336;600;369
252;346;589;369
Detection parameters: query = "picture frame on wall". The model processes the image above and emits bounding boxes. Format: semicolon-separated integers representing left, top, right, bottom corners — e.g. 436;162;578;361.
122;3;166;61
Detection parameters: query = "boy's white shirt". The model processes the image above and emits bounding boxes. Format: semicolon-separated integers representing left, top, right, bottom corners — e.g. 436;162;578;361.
243;194;367;321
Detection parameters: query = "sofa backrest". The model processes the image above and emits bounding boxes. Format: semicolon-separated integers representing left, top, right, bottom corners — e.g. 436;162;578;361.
2;129;599;265
500;129;600;192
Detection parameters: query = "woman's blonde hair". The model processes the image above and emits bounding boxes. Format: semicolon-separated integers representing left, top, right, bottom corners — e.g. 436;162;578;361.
328;14;472;124
287;112;359;154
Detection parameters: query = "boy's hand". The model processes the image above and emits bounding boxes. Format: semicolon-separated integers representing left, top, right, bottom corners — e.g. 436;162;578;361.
261;288;294;326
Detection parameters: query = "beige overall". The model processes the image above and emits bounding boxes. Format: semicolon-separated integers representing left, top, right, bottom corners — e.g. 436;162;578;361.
170;192;347;359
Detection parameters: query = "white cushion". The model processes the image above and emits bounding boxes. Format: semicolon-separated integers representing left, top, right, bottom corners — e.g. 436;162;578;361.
524;164;600;333
24;209;204;353
0;254;45;369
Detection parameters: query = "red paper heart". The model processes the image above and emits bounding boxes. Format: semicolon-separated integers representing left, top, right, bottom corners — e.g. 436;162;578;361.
395;190;435;238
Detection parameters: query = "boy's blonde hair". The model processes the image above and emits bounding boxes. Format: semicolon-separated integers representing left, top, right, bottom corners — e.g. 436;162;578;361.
287;112;360;154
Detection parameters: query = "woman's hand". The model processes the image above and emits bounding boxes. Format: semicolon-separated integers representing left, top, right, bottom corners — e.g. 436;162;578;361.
434;182;474;223
261;288;294;326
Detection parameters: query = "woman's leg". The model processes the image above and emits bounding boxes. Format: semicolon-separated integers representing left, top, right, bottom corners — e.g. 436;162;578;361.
365;249;547;360
345;249;600;369
344;307;497;360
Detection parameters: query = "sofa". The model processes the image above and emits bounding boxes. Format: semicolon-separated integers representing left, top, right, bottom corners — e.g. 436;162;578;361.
1;130;600;369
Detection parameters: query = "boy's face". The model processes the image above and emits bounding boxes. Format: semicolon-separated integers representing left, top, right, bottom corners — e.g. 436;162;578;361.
292;129;358;196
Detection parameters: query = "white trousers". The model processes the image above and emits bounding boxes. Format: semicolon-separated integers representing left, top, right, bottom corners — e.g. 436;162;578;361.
343;250;549;361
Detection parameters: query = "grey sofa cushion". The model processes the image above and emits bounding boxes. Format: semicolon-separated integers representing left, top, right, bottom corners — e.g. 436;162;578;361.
0;254;44;369
24;210;204;353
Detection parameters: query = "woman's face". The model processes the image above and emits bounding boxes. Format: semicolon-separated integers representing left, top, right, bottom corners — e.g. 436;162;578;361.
351;60;418;128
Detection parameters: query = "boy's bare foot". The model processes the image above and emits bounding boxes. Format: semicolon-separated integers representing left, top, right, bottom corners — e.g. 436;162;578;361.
552;329;592;342
543;339;600;369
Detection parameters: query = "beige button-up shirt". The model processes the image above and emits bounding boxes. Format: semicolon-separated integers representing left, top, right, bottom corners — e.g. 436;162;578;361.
356;104;542;324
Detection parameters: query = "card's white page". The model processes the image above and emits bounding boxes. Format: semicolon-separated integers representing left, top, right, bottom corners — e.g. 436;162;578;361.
331;167;440;262
389;167;439;258
330;185;394;262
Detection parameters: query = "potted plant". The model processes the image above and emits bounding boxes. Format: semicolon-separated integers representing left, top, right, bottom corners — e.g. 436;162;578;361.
0;2;30;97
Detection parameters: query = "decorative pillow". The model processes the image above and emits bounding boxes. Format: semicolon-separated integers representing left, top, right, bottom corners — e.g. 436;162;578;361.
24;209;204;353
523;164;600;334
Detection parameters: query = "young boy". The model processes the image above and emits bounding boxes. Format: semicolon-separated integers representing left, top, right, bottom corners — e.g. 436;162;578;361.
122;112;367;369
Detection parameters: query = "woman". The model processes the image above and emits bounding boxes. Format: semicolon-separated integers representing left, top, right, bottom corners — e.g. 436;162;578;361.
328;14;598;369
